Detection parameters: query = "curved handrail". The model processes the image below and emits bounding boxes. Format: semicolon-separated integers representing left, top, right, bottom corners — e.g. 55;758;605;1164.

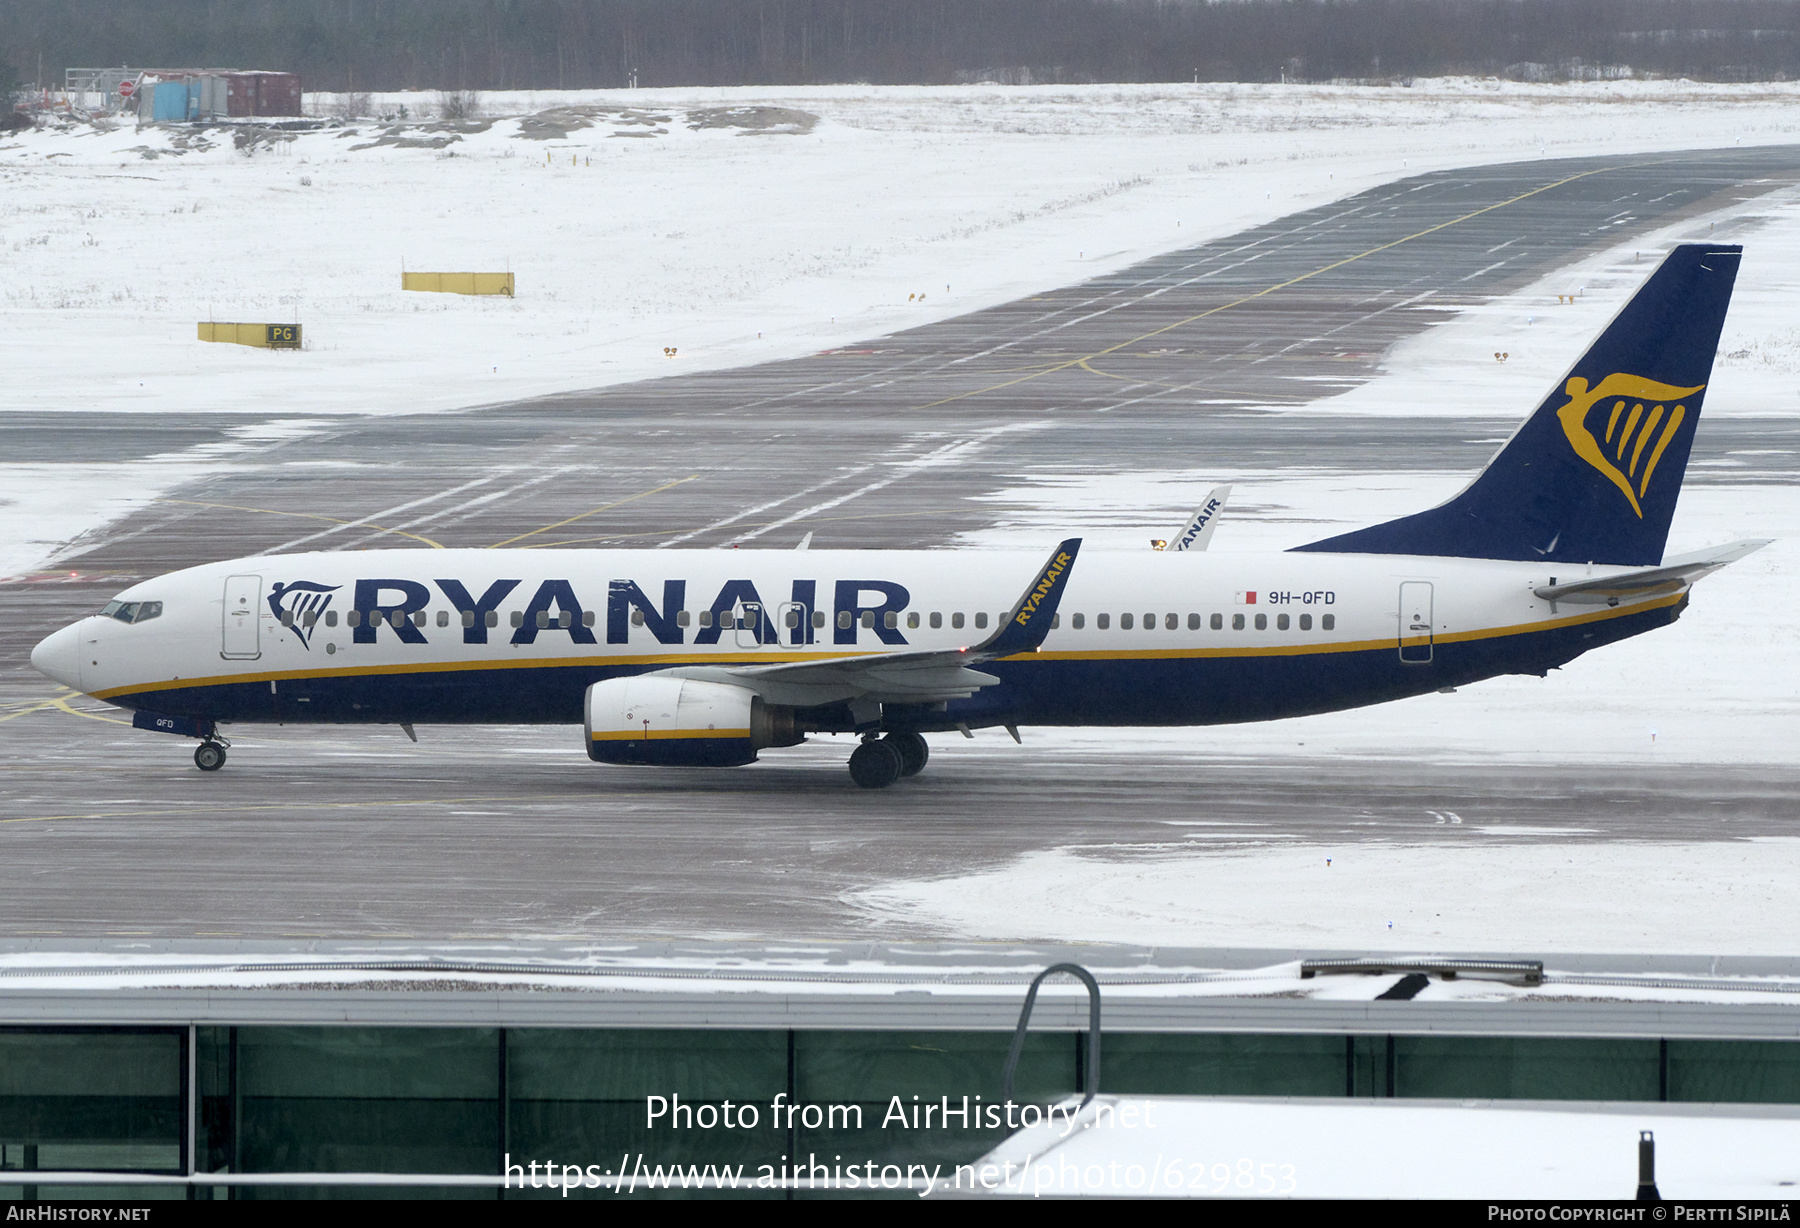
1001;962;1100;1110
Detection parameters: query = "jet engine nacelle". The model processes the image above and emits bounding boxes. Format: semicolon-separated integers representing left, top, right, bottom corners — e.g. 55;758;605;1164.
584;676;797;767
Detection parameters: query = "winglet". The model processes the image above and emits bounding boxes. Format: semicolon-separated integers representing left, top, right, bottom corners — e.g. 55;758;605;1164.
974;538;1082;658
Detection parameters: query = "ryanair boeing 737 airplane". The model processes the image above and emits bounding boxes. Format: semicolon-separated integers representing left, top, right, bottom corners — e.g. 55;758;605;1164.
29;244;1768;787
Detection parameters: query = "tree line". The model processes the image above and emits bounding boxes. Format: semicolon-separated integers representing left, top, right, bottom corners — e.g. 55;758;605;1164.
6;0;1800;96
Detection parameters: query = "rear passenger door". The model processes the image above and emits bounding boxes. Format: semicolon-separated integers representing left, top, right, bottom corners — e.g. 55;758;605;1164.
1397;581;1433;664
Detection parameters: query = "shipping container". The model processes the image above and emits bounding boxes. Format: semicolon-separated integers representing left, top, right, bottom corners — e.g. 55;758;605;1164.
224;72;301;117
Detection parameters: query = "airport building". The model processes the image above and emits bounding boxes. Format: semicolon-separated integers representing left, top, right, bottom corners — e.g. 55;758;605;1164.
3;947;1798;1198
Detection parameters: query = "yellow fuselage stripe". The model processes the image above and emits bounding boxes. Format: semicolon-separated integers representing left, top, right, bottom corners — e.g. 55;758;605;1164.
91;593;1680;701
590;729;752;741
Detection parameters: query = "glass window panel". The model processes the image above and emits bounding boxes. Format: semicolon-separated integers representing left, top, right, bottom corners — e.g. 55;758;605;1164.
1322;613;1335;630
1254;613;1267;630
1105;1034;1348;1097
1395;1037;1660;1101
1670;1040;1800;1103
1120;613;1133;630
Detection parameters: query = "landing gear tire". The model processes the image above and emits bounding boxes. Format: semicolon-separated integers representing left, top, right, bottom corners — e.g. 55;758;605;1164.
194;742;227;772
883;732;929;777
848;738;903;789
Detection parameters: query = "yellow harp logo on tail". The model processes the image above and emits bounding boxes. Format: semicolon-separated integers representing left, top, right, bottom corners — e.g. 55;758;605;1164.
1555;373;1703;518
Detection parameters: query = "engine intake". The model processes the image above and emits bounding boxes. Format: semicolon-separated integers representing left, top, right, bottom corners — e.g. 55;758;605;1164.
584;676;796;767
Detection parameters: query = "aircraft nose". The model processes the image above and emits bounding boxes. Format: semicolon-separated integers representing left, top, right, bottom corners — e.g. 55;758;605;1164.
29;622;83;691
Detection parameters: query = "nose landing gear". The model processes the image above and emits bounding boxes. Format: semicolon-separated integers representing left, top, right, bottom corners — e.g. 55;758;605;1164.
847;732;929;789
193;739;229;772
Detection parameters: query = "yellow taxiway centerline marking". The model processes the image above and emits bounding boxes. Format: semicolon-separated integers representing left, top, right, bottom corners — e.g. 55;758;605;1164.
155;499;445;548
911;163;1628;411
487;475;701;549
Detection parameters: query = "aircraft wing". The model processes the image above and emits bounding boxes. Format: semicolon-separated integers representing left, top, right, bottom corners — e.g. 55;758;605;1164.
1533;538;1771;605
655;537;1082;706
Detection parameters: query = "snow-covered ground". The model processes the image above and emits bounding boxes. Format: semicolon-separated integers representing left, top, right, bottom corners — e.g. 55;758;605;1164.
853;840;1800;955
965;1095;1800;1199
7;79;1800;426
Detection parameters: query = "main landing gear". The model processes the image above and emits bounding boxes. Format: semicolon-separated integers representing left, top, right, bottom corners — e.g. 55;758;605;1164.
848;732;929;789
193;739;229;772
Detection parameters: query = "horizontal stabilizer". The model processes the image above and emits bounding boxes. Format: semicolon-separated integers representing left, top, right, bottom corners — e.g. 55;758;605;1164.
1534;538;1771;605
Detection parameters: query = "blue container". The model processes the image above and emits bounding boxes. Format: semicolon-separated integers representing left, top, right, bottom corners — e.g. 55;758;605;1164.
151;81;191;121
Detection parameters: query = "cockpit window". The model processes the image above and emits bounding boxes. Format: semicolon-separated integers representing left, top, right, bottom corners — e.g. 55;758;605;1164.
100;599;162;624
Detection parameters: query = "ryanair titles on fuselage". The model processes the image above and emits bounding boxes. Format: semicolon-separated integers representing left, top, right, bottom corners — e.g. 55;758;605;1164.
270;574;919;650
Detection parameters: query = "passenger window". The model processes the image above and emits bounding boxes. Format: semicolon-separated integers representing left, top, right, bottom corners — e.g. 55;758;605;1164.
721;613;736;630
327;610;340;627
952;613;964;629
907;612;919;629
1277;613;1289;630
975;612;988;630
861;611;875;629
1322;614;1336;631
885;611;898;629
1050;613;1060;629
1165;612;1178;630
677;610;691;627
631;609;645;626
1121;613;1134;630
930;612;942;629
510;611;523;628
535;611;549;629
302;610;316;628
1232;613;1244;630
348;610;362;628
1255;613;1267;630
1210;613;1222;630
391;611;406;629
1097;613;1110;630
1300;613;1312;630
279;610;294;627
786;609;801;629
462;610;475;628
838;611;852;630
583;611;596;628
812;610;825;629
485;610;499;628
1072;613;1085;629
1187;613;1200;630
698;610;713;628
558;611;572;629
436;610;449;628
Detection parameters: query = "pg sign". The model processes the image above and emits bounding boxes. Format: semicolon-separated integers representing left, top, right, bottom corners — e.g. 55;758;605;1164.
266;324;301;349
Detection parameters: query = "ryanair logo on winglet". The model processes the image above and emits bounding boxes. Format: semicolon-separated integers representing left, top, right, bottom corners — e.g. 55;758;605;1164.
1556;373;1703;518
1013;551;1074;627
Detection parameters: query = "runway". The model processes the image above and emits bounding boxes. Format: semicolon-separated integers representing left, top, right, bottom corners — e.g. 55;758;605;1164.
3;145;1798;940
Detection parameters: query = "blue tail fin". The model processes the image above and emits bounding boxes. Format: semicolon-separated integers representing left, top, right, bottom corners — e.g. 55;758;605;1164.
1294;244;1740;566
